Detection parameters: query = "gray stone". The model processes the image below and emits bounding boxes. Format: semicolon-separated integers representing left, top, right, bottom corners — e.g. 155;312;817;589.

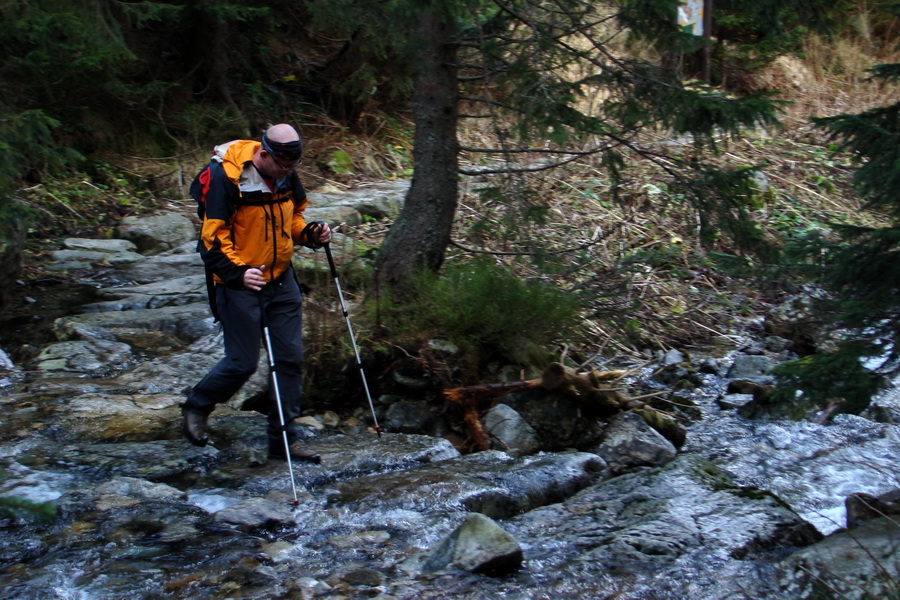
50;248;146;266
341;567;386;587
95;475;187;501
214;496;298;531
592;411;677;474
331;450;606;520
33;339;133;376
483;404;542;458
53;302;217;347
718;393;756;410
421;512;523;575
726;354;775;381
64;238;138;253
118;248;204;284
778;516;900;600
304;205;364;228
384;400;440;434
116;213;197;254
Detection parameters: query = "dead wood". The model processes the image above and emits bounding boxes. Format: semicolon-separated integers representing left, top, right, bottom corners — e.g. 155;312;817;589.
443;362;685;451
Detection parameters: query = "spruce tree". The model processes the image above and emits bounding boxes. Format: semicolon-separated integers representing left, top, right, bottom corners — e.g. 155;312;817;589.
772;6;900;413
308;0;832;289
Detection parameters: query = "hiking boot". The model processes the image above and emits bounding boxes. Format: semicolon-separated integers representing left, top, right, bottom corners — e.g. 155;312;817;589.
269;439;321;464
182;408;209;447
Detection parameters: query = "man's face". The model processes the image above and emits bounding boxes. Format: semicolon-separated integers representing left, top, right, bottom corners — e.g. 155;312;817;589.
260;150;300;178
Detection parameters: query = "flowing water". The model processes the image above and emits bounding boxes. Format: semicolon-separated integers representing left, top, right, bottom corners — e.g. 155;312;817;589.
0;279;898;599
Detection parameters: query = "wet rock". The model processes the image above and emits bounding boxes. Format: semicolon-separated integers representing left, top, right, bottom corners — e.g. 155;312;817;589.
845;489;900;528
115;241;203;284
214;496;299;532
115;214;197;254
261;540;295;562
727;380;798;419
764;336;793;353
244;432;462;489
764;290;829;355
32;339;133;376
0;537;46;566
777;516;899;600
698;357;722;375
726;354;775;383
51;393;181;442
863;384;900;424
83;275;207;312
421;512;523;575
501;389;605;450
95;476;187;502
384;400;443;435
659;349;686;366
652;362;704;389
291;577;332;597
645;391;703;423
327;530;391;549
330;450;607;520
95;493;141;511
341;566;386;587
53;302;216;347
717;393;755;410
51;440;221;481
506;455;822;598
0;217;24;314
483;404;541;458
591;411;677;474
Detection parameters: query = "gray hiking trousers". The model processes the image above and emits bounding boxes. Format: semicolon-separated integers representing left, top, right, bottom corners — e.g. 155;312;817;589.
183;270;303;443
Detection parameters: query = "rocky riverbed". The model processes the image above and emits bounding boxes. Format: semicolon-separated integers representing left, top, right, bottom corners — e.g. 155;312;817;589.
1;182;898;599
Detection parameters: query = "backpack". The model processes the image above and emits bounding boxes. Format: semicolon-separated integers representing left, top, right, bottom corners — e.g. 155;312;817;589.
189;162;220;322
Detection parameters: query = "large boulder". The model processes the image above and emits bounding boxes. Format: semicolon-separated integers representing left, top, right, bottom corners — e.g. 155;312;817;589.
115;213;197;254
778;516;900;600
420;512;523;575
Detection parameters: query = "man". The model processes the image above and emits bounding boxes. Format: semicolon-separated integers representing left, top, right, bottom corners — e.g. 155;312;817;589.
182;123;330;463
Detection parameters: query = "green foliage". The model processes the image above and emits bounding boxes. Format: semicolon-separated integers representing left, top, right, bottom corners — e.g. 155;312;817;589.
674;165;781;261
813;103;900;216
773;18;900;408
714;0;835;70
0;110;85;183
771;341;887;415
604;74;784;145
328;150;356;174
379;257;583;379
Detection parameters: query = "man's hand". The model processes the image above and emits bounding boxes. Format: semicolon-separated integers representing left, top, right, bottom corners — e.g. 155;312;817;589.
243;265;266;291
311;221;332;245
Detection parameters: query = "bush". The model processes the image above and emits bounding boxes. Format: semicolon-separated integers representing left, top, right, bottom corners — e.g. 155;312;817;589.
379;256;584;380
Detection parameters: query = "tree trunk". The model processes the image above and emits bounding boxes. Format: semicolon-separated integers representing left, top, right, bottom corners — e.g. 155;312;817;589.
373;9;459;293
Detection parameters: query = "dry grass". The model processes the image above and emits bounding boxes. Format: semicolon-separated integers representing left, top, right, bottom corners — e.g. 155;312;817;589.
16;9;896;369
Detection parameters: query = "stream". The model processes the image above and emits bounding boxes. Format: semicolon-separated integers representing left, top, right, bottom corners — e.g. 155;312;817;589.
0;206;897;599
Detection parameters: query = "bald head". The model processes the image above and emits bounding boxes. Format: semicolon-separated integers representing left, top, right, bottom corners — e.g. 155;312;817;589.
265;123;300;143
255;123;303;177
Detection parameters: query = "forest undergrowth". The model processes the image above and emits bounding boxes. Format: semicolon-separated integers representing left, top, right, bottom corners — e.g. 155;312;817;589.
9;24;899;387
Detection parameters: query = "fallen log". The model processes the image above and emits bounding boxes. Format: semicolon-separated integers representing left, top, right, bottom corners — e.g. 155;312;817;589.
443;362;685;451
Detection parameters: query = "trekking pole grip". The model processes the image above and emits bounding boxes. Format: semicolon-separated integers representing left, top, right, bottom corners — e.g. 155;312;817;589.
323;241;338;279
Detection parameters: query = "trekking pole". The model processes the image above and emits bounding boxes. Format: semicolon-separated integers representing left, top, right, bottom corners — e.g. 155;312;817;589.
258;293;301;506
323;241;382;438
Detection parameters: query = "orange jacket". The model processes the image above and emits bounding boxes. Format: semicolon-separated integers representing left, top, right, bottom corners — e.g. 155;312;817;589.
196;140;312;287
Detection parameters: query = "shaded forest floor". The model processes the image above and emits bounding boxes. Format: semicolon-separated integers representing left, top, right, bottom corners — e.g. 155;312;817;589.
7;121;885;371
